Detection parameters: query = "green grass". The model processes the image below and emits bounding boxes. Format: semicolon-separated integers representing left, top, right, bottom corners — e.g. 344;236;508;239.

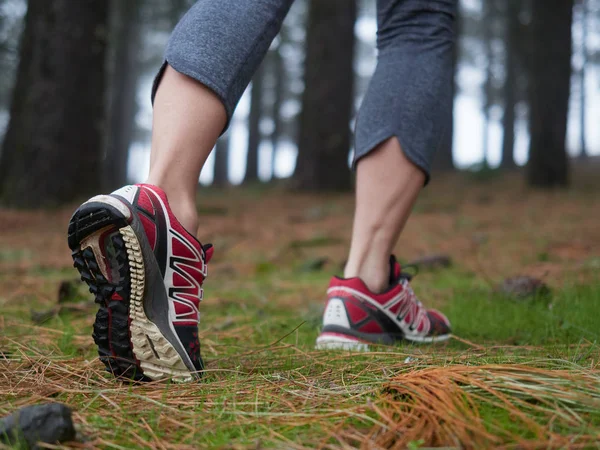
1;177;600;448
1;263;600;448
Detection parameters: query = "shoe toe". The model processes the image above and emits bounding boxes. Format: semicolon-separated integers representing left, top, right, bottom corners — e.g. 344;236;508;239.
426;309;451;335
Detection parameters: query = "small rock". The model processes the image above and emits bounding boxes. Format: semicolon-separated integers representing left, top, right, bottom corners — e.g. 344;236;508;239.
58;279;80;303
496;276;551;300
0;403;76;449
30;308;58;324
408;254;452;270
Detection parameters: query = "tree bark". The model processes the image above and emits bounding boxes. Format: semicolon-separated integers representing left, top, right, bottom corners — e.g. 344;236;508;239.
0;0;108;207
526;0;573;187
432;3;460;172
578;0;588;160
271;49;284;180
500;0;518;169
294;0;356;191
481;1;494;169
104;0;142;191
245;63;266;183
213;134;229;187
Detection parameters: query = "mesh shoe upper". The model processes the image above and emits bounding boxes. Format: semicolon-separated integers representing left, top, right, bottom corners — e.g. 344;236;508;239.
321;255;451;343
112;184;213;370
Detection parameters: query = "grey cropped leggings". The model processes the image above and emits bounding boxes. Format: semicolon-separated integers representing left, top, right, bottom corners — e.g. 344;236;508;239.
152;0;456;180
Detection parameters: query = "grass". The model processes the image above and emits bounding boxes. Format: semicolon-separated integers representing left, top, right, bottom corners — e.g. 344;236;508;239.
1;171;600;448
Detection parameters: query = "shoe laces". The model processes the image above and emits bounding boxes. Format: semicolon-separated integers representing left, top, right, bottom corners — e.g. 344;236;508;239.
397;266;427;328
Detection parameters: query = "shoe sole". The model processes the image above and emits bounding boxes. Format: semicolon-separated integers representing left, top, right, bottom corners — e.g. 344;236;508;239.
315;330;451;351
68;196;198;382
315;333;369;351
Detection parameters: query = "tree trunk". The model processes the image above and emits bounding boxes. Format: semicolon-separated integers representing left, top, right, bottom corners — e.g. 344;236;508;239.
526;0;573;187
294;0;356;191
213;134;229;187
271;49;284;180
578;0;588;160
104;0;142;191
432;2;460;172
0;0;108;207
500;0;518;169
245;63;266;184
481;1;494;169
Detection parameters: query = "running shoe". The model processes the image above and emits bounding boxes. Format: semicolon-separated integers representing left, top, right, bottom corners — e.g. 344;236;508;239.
315;256;451;350
67;184;212;382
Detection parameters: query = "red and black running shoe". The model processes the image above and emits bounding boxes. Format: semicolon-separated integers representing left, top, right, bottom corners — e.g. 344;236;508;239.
67;184;212;382
315;256;451;350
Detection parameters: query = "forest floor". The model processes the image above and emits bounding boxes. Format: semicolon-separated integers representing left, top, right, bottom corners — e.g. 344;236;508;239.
1;169;600;449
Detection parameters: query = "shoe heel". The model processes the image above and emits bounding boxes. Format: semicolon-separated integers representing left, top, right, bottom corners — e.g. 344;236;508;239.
67;195;131;250
71;228;147;381
68;197;148;380
69;193;198;382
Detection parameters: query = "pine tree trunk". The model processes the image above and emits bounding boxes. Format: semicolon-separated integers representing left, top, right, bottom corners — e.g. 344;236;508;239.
213;134;229;187
271;50;284;180
0;0;108;207
526;0;573;187
481;1;493;169
294;0;356;191
432;3;459;173
501;0;518;170
245;64;265;183
578;0;588;160
104;0;142;191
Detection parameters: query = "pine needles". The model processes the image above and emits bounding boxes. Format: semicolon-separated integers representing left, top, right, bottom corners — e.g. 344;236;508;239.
341;364;600;449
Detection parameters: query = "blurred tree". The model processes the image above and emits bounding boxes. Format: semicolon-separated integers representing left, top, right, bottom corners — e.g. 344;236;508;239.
578;0;588;160
432;2;460;173
104;0;142;191
526;0;574;187
0;0;109;207
0;0;26;112
481;0;496;169
214;134;230;187
245;63;266;183
500;0;520;170
270;48;285;180
294;0;356;191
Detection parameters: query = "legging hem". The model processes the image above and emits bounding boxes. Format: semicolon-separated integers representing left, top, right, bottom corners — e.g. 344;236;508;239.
353;131;431;185
151;60;234;134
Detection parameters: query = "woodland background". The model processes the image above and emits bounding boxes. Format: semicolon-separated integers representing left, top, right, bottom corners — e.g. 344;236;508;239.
1;2;600;448
0;0;599;207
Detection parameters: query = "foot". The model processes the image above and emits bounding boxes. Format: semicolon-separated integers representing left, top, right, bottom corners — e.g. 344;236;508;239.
67;184;213;382
315;256;451;350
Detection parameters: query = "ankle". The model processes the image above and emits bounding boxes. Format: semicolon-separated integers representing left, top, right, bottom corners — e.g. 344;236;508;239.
344;256;389;294
145;176;199;235
169;201;199;235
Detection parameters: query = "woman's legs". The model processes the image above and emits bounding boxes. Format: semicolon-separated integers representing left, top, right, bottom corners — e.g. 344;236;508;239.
69;0;295;381
147;0;294;233
344;138;425;293
345;0;456;293
147;67;226;233
317;0;455;349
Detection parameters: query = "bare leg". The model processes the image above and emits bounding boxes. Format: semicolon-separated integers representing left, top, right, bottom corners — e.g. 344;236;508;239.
146;66;226;234
344;138;424;293
144;0;293;235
